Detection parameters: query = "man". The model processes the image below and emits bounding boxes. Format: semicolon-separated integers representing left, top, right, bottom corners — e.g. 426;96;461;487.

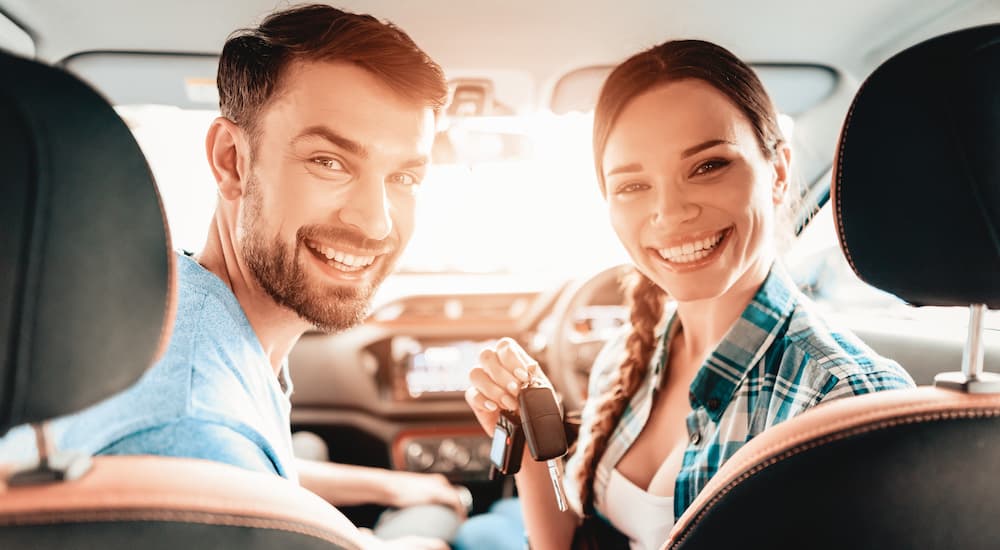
1;5;458;549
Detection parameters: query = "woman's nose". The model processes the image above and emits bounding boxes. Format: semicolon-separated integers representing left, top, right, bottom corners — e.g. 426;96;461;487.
650;183;699;227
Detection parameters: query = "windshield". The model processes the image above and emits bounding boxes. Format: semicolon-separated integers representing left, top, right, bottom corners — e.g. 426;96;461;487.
119;105;629;278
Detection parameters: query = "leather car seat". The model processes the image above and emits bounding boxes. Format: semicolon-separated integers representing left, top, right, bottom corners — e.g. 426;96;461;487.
0;50;366;550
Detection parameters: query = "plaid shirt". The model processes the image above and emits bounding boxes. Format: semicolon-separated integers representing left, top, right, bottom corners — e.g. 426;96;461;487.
563;264;914;522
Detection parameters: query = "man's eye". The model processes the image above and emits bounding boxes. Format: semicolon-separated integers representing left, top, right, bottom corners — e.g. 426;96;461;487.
388;173;420;186
692;159;730;176
312;157;346;171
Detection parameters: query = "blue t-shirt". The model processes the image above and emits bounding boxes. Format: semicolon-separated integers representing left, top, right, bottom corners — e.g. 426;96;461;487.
0;253;298;482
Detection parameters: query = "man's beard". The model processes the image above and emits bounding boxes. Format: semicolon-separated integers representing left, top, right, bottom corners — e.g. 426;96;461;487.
239;174;398;333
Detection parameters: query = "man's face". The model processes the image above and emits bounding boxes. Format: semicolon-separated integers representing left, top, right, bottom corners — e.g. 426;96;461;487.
238;60;435;332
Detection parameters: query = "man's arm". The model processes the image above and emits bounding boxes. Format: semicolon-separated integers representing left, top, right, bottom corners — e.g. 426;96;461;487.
296;458;467;516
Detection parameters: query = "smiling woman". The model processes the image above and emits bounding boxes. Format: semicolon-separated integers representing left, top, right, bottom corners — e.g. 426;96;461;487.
459;39;914;550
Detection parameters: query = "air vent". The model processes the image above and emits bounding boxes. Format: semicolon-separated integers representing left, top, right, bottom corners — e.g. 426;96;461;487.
372;294;533;322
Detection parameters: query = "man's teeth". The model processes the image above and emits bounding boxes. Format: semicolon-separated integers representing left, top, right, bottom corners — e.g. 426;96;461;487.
658;230;726;264
306;240;376;268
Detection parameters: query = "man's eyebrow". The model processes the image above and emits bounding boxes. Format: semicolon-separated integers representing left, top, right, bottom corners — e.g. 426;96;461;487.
401;156;429;169
681;139;734;158
293;126;368;159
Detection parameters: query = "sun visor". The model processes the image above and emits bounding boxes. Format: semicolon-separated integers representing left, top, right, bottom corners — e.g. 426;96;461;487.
62;52;220;109
550;63;838;117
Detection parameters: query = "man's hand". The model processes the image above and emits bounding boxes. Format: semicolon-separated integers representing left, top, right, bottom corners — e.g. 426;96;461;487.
296;458;470;517
358;528;449;550
387;471;470;518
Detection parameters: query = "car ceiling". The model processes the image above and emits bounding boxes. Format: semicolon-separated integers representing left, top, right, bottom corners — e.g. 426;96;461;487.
2;0;996;109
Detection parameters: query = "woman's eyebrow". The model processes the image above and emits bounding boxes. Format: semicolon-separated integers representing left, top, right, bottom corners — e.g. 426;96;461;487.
681;139;734;159
606;162;643;178
605;138;735;177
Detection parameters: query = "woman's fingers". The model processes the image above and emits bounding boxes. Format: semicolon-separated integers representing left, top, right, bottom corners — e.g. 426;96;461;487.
469;364;515;410
495;337;544;384
466;337;547;434
478;348;521;410
465;384;498;413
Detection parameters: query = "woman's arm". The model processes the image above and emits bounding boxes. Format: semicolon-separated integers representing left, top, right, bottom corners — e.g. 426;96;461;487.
514;453;579;549
466;337;580;549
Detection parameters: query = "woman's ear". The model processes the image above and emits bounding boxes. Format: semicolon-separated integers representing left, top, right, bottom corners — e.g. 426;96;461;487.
205;117;250;201
771;143;792;205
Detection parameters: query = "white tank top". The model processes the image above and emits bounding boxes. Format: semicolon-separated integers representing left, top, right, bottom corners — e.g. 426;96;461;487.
603;468;676;550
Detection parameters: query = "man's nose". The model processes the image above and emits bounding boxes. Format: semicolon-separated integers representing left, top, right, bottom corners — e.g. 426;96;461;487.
650;182;699;227
337;178;392;241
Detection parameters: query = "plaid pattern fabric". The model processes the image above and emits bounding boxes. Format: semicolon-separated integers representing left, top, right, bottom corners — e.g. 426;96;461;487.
562;264;914;521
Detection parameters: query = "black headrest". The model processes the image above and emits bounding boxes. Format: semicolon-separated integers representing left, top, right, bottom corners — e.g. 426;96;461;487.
0;52;174;434
833;24;1000;308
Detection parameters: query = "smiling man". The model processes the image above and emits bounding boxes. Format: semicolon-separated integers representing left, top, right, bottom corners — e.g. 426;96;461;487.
0;5;456;549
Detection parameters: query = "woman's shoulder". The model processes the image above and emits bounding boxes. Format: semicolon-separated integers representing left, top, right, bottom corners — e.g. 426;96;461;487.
779;294;915;395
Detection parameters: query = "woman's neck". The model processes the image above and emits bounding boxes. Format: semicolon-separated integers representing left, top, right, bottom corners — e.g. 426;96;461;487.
673;259;773;362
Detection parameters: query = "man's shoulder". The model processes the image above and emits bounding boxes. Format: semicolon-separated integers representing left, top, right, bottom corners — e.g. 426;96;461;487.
99;417;281;476
163;253;265;384
172;252;252;340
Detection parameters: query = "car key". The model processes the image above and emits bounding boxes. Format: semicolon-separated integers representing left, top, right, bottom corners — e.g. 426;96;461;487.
488;409;525;479
518;384;569;511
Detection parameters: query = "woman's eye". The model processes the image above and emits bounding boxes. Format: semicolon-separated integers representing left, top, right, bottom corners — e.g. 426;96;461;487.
615;182;649;194
388;173;420;186
692;159;730;176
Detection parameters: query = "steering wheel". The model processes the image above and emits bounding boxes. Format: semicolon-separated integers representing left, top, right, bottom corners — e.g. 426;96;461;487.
545;264;630;413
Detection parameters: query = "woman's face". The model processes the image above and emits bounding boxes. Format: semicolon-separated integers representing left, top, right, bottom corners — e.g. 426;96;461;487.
602;79;788;303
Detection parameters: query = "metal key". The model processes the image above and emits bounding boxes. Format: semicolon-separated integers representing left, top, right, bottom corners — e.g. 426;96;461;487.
546;457;569;511
518;384;569;511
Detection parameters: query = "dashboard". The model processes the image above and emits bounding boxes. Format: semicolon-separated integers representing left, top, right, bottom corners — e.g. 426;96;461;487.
287;289;559;481
286;276;629;485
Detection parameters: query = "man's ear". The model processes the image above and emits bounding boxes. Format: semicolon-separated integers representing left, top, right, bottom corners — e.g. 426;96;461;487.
206;117;250;201
771;143;792;205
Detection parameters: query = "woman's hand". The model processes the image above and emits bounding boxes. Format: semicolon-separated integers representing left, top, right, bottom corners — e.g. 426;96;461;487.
465;337;547;435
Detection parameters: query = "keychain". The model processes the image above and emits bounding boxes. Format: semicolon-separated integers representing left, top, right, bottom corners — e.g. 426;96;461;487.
487;381;569;511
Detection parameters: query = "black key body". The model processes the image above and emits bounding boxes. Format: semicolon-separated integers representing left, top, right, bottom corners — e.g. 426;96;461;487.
518;385;568;461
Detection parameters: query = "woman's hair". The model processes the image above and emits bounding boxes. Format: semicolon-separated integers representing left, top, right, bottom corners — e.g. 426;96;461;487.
576;39;788;516
577;269;665;514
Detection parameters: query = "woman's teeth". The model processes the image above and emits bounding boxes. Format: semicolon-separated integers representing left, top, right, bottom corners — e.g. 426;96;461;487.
306;239;376;271
657;230;726;264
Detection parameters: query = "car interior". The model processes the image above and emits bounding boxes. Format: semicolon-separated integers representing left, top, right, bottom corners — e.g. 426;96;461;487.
0;1;998;548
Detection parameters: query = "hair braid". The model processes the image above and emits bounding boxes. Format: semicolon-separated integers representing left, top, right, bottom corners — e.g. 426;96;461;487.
576;269;665;515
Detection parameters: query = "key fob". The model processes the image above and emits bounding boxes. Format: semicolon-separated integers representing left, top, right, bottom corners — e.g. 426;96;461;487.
518;385;568;461
488;409;525;478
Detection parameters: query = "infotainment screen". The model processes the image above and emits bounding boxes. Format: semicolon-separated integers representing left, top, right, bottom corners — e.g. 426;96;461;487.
404;339;495;397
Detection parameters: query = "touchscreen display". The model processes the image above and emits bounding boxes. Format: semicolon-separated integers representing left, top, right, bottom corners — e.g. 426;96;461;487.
405;339;495;396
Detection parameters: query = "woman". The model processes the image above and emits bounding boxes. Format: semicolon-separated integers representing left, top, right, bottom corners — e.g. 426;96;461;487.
458;39;914;550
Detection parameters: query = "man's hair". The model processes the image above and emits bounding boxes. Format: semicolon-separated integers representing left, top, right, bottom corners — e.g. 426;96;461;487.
218;4;448;138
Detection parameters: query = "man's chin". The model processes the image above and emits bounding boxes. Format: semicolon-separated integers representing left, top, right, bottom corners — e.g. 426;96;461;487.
293;279;381;332
288;255;395;332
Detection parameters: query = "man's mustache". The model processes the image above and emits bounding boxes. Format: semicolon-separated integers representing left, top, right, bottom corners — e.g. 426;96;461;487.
298;225;397;256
